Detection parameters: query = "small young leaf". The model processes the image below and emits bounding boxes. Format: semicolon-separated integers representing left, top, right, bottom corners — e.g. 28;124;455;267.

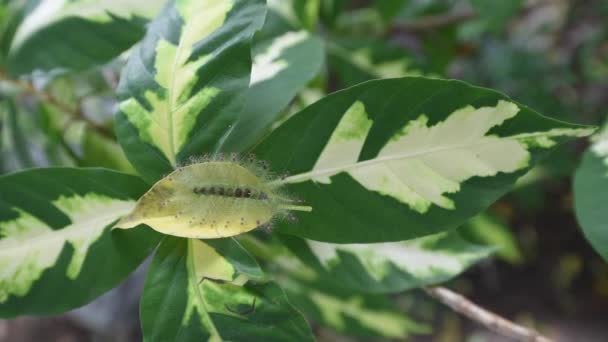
0;168;160;317
574;126;608;262
280;230;493;294
255;77;594;243
140;237;313;342
115;0;267;183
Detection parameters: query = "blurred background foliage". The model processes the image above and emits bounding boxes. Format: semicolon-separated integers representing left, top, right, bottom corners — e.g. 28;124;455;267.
0;0;607;341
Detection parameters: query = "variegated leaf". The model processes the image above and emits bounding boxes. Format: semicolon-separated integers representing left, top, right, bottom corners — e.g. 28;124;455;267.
7;0;166;74
141;237;313;342
459;213;524;265
280;230;493;294
255;77;594;243
115;0;267;183
0;168;160;317
574;125;608;262
283;276;430;339
218;9;324;151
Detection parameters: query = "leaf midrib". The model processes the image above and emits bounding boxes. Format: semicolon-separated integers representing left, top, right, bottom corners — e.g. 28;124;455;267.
165;23;188;165
187;239;223;341
277;131;555;185
0;205;132;256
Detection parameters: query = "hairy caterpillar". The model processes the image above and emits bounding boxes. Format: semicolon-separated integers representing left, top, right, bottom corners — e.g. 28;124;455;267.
116;154;311;239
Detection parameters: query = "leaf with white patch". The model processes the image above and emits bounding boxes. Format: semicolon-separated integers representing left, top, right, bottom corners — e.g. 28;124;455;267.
0;168;160;317
282;273;430;339
256;77;594;243
114;0;267;183
219;10;324;151
574;125;608;262
328;39;427;88
281;230;493;294
7;0;166;74
141;237;313;342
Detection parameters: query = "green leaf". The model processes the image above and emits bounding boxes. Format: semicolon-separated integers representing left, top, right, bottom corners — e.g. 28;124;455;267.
283;276;430;339
0;168;160;317
280;230;493;294
255;77;593;243
0;0;26;64
268;0;320;31
7;0;166;75
459;213;524;265
374;0;407;22
4;99;35;168
81;128;136;173
219;14;324;151
327;39;427;89
115;0;267;183
574;126;608;262
140;237;314;342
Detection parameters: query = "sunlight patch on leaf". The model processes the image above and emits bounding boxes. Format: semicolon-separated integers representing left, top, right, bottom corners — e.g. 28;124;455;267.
0;194;134;303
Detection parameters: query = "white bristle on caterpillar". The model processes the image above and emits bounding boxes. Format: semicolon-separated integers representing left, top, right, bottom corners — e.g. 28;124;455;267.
116;154;311;239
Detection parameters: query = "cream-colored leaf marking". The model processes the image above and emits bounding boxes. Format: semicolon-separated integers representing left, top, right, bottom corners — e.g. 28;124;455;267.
310;290;422;338
120;0;232;165
184;240;223;341
250;31;308;85
0;194;134;302
280;100;593;213
590;125;608;170
11;0;164;51
308;232;489;282
183;239;250;341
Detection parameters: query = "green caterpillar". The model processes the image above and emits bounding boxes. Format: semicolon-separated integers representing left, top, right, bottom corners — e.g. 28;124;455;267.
117;155;311;239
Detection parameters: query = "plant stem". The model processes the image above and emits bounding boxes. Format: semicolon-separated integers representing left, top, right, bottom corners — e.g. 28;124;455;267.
392;11;477;31
424;286;553;342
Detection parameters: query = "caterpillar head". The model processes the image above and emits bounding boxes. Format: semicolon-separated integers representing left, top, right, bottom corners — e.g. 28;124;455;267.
116;156;311;239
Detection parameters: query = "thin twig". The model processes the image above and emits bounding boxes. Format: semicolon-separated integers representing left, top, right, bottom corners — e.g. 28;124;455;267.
0;71;114;138
392;11;477;31
391;0;553;32
425;286;553;342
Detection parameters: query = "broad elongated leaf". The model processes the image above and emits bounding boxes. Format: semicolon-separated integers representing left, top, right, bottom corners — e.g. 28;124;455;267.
218;10;324;151
7;0;166;75
255;77;594;243
239;233;430;338
0;168;160;317
115;0;267;183
141;237;313;342
280;230;493;294
283;276;430;339
574;126;608;262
